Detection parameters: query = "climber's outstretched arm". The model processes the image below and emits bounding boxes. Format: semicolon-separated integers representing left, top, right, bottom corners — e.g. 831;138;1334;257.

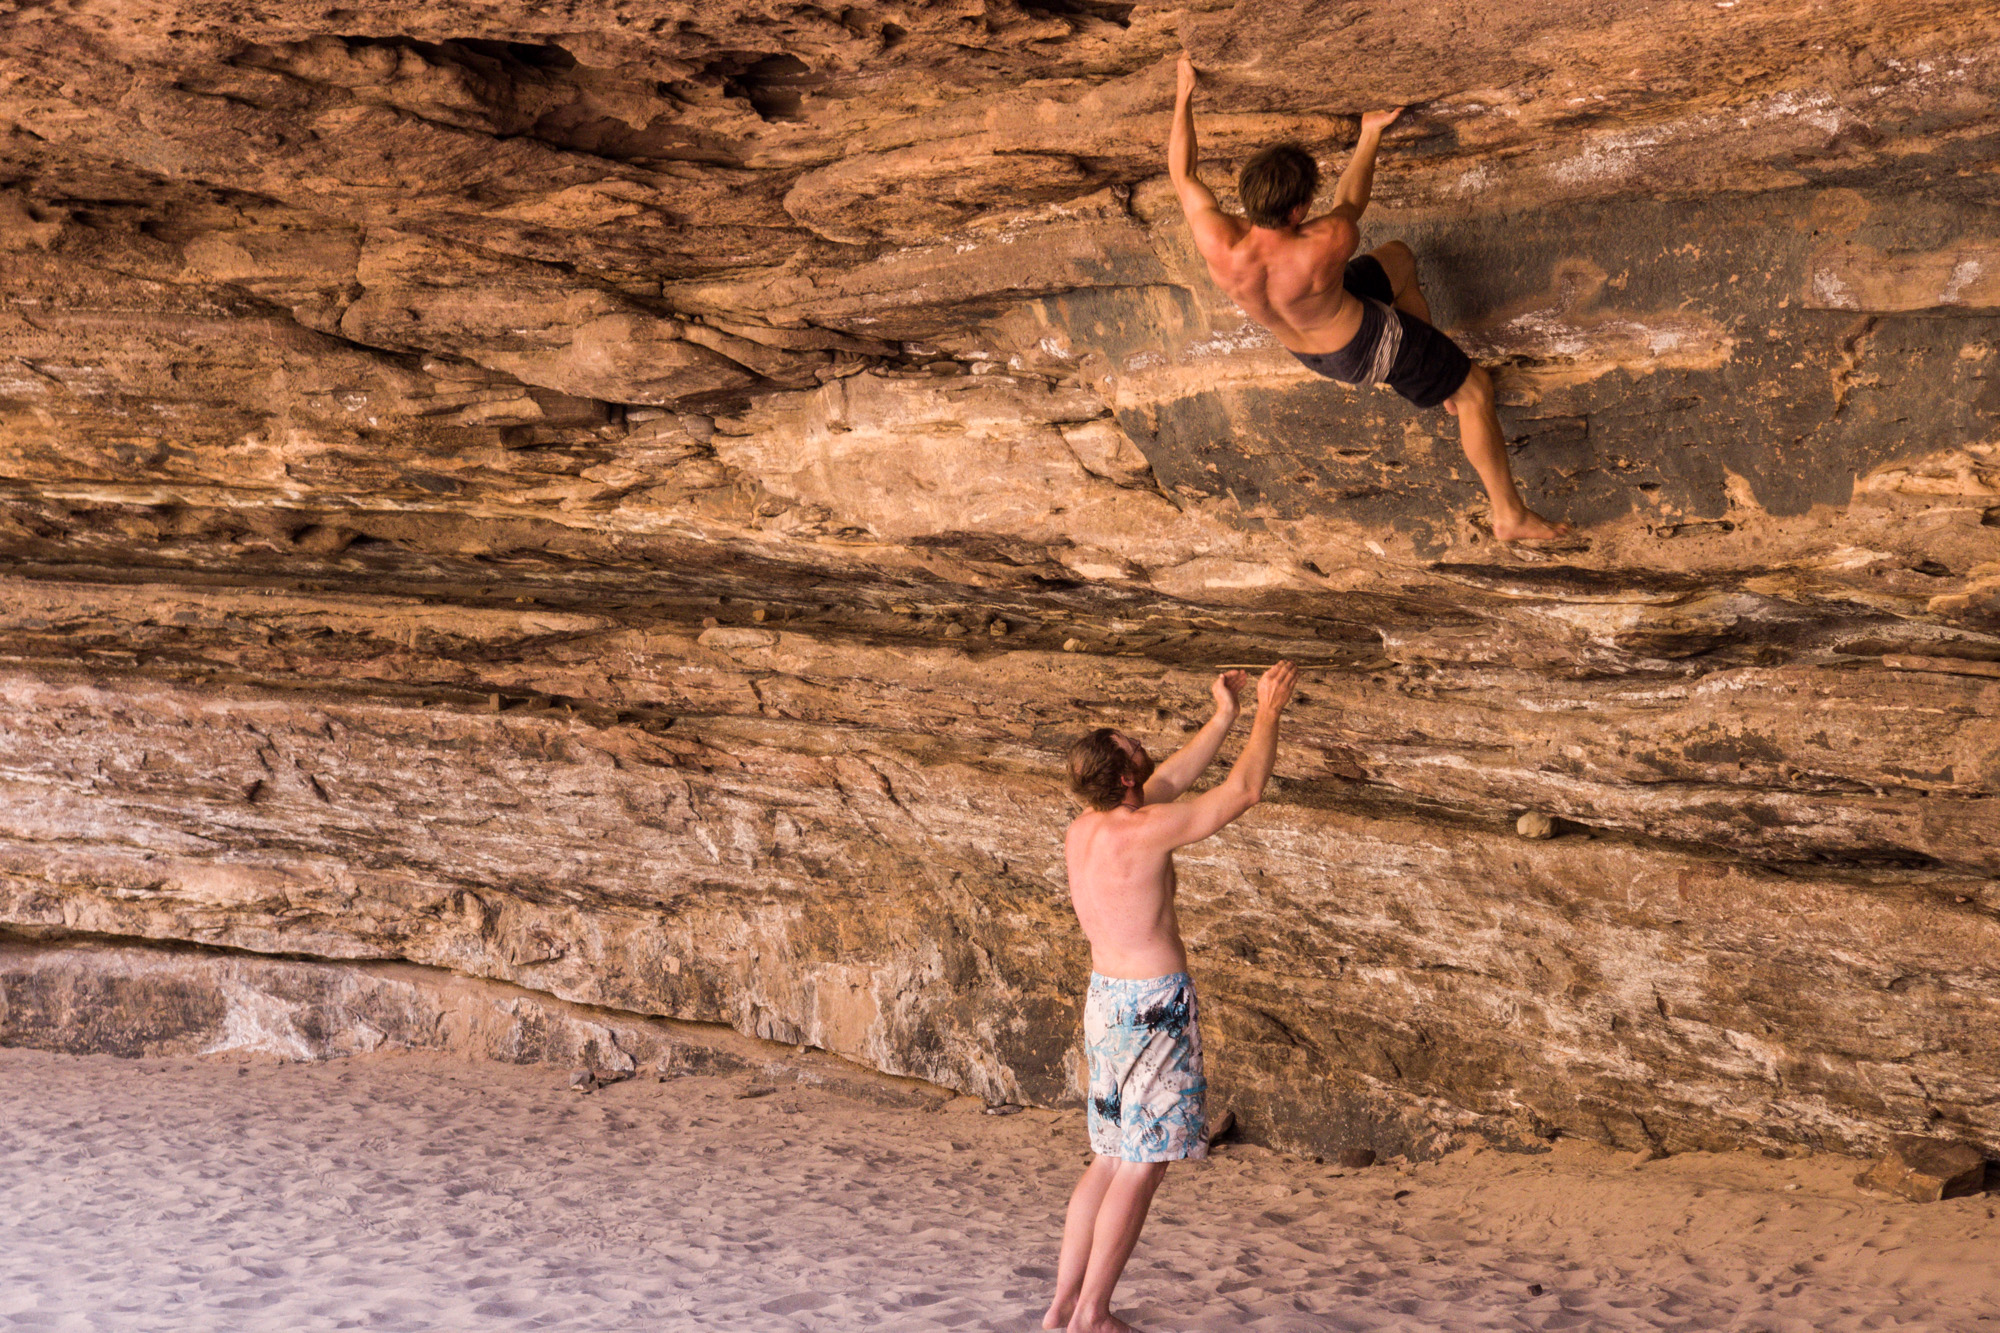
1327;107;1405;222
1169;55;1246;258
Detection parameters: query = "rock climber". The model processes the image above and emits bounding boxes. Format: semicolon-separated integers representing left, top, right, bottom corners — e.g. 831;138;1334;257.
1167;55;1570;541
1042;661;1299;1333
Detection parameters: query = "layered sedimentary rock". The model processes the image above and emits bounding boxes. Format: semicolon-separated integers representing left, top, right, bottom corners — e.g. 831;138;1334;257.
2;1;1997;1162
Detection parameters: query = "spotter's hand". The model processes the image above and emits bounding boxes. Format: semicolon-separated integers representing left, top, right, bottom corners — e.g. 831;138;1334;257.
1211;669;1248;716
1256;660;1299;712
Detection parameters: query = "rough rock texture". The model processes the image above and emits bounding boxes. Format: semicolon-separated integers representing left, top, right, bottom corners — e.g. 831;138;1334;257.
2;1;1998;1162
0;939;947;1105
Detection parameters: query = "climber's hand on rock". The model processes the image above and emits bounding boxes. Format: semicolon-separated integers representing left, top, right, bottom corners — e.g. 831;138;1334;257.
1212;670;1248;717
1256;661;1299;712
1177;54;1198;101
1360;107;1404;135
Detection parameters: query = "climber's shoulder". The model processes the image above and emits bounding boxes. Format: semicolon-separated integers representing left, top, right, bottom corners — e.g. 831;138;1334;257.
1297;210;1361;263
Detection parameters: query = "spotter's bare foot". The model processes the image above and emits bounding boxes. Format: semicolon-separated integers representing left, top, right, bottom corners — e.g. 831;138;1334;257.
1493;509;1573;542
1042;1301;1074;1330
1069;1312;1137;1333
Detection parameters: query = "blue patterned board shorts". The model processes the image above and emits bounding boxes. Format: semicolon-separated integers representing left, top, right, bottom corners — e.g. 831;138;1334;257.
1084;971;1207;1163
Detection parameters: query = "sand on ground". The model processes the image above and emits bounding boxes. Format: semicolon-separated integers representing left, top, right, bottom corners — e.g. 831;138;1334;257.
1;1048;1995;1332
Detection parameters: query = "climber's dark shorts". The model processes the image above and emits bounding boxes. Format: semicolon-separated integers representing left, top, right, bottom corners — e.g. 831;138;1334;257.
1343;252;1397;306
1289;254;1474;410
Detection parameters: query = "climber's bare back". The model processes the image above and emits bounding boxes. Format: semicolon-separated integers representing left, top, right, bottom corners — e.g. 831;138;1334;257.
1192;212;1367;356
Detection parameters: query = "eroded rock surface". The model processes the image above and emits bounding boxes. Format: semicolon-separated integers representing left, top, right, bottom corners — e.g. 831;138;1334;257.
2;0;1996;1162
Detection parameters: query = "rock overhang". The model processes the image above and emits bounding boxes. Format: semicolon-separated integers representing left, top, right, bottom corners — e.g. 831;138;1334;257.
0;0;1997;1164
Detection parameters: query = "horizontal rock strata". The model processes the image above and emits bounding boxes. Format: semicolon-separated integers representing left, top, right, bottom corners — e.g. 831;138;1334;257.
2;596;1994;1159
2;0;1997;1162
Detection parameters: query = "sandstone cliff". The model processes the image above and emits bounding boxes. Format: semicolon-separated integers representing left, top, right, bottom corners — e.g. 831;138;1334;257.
2;0;1996;1163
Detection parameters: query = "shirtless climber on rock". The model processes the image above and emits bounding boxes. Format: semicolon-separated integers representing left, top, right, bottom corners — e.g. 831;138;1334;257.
1168;55;1570;542
1043;661;1298;1333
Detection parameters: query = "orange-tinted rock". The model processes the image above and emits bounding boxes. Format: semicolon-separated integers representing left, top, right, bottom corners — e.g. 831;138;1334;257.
1;0;1998;1164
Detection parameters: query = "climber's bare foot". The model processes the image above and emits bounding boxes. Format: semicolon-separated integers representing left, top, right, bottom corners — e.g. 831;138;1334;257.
1493;508;1573;542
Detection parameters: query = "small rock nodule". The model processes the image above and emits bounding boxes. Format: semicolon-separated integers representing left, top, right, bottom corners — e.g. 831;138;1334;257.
1203;1108;1237;1146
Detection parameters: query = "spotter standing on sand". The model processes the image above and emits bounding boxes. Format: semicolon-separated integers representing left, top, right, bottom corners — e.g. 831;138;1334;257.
1168;56;1570;542
1043;662;1299;1333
